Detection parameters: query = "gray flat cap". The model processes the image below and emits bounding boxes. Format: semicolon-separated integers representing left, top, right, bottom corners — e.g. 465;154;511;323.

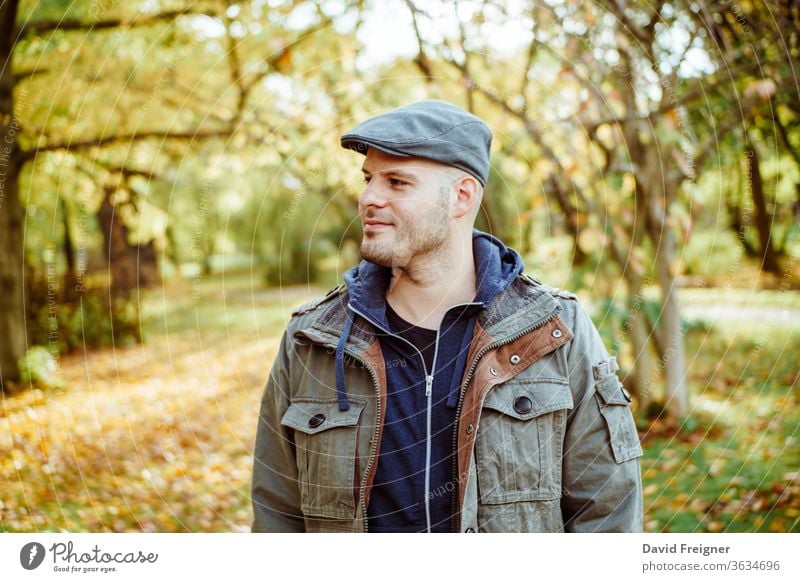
340;99;492;186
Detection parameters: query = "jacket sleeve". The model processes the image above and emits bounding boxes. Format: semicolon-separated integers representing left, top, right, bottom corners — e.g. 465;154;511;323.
251;329;306;532
560;300;644;532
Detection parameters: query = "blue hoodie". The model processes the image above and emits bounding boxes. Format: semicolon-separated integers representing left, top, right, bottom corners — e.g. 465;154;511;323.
335;229;524;532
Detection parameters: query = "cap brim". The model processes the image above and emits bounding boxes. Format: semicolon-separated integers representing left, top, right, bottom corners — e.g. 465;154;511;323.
340;137;414;158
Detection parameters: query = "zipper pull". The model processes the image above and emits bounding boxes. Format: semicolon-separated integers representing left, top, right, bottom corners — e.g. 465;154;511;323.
425;375;433;397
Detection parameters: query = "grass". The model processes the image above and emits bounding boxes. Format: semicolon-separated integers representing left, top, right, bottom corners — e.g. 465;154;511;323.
1;270;797;532
640;322;799;532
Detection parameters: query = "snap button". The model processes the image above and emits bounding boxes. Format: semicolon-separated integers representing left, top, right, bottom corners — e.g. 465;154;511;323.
464;527;475;533
489;367;498;376
466;423;474;434
308;413;326;428
551;329;562;338
510;354;521;365
513;396;533;415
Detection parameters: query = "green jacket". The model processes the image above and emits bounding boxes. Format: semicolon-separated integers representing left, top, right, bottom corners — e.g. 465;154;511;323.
251;274;643;532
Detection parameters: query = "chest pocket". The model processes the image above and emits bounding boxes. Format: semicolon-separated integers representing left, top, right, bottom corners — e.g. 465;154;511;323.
281;399;366;520
475;380;573;504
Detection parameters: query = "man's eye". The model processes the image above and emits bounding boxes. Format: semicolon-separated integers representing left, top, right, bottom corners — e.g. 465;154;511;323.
389;178;408;187
363;176;371;184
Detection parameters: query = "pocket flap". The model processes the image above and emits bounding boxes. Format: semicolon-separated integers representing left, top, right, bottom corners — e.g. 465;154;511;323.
281;399;366;435
483;380;573;420
594;374;631;406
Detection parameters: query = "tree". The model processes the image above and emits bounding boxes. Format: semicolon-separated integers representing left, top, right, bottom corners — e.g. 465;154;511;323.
0;0;336;386
394;0;796;417
690;0;800;275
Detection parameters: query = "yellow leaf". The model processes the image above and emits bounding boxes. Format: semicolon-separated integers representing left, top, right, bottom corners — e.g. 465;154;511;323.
769;519;787;532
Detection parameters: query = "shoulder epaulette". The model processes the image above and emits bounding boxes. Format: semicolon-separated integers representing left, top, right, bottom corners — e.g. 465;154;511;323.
549;287;578;300
291;283;346;317
519;273;542;286
519;273;578;300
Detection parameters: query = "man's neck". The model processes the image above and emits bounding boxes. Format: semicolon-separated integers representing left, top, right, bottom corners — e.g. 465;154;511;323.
385;234;476;330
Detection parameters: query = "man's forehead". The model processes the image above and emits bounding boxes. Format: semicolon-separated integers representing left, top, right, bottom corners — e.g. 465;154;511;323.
361;150;454;177
360;163;425;175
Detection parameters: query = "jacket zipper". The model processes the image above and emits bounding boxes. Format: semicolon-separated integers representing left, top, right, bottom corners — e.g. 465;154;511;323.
449;308;562;532
423;338;441;533
348;302;478;533
357;353;381;534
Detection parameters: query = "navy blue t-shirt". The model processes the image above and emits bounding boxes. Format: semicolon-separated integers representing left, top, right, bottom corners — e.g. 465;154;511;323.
385;303;437;371
366;304;471;533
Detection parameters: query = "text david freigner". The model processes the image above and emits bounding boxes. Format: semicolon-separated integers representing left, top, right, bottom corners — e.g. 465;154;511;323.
50;542;158;565
643;543;730;557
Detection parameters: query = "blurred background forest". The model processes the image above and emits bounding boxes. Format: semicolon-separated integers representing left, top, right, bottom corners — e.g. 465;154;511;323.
0;0;798;532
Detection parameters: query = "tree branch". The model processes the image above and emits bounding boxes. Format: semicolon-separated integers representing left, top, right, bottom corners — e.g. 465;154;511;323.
596;0;658;68
20;128;233;162
586;60;765;132
775;109;800;168
402;0;433;79
16;7;218;38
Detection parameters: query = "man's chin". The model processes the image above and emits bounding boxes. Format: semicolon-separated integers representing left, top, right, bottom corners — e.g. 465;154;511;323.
360;241;409;268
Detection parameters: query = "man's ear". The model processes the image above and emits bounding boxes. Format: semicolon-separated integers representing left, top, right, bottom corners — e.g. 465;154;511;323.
452;175;481;219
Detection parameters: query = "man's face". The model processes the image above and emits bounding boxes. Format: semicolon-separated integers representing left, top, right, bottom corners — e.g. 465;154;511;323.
358;148;456;268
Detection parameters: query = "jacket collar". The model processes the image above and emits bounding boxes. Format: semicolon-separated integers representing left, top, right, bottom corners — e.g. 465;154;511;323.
294;230;565;353
303;271;561;353
343;228;525;330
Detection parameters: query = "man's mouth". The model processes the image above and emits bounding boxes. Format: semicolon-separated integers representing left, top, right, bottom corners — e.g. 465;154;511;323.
363;219;393;232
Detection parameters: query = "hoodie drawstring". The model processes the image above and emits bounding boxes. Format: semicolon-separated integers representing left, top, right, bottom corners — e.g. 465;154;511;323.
335;309;355;411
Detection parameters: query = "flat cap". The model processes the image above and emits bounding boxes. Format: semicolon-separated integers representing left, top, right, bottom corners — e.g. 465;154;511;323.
340;99;492;186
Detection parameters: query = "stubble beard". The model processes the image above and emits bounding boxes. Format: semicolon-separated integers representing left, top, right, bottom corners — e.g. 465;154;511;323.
360;187;451;269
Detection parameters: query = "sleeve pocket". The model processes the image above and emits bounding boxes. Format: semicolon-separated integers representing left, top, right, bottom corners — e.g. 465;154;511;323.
594;372;643;464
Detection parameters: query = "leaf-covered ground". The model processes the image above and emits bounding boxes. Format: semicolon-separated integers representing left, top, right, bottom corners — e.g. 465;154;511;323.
0;276;316;532
639;318;800;532
1;274;797;532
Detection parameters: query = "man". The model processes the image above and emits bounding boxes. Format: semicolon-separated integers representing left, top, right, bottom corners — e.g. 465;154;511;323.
251;99;643;533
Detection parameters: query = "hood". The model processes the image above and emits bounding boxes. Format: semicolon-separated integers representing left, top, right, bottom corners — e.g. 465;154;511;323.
333;229;524;411
344;229;524;325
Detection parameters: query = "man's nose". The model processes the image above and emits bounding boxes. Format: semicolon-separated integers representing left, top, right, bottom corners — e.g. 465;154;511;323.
359;178;391;210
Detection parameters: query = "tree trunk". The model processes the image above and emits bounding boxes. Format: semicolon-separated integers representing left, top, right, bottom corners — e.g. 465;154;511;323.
0;0;26;387
744;143;781;273
642;149;688;418
137;240;160;287
545;174;587;266
626;292;656;413
97;185;160;292
60;195;78;289
727;202;759;258
654;238;688;418
164;222;181;270
630;314;655;408
97;185;138;295
625;129;688;418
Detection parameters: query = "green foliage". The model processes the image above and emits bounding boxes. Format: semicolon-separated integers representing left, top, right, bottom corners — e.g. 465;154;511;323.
593;296;628;356
682;230;744;278
25;267;141;356
17;346;64;391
